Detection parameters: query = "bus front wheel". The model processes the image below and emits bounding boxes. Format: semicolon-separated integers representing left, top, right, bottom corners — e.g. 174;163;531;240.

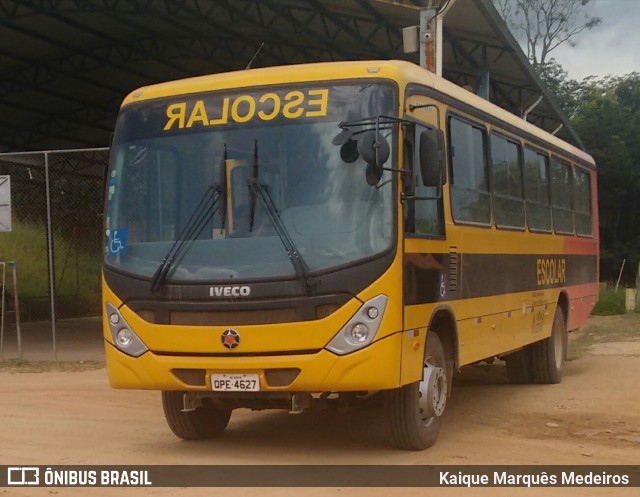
162;391;231;440
386;332;448;450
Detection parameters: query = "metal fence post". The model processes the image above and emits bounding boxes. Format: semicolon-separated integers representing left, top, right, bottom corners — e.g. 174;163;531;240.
0;262;5;359
0;261;22;360
45;152;57;359
12;261;21;359
636;263;640;309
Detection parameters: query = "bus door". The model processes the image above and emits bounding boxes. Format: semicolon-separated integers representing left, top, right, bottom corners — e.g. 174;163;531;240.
402;101;454;344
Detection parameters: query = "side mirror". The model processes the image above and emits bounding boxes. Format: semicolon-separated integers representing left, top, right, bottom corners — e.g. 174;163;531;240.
340;139;359;163
358;131;390;186
357;131;390;168
419;128;444;187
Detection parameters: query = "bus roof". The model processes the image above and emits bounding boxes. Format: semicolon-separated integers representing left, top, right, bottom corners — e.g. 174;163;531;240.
122;59;594;167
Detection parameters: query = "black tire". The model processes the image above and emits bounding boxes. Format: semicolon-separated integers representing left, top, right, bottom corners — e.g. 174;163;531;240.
530;306;567;384
162;391;231;440
505;347;534;384
386;332;448;450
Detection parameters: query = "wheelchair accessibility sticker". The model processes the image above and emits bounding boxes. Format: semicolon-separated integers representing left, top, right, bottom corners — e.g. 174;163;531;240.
107;229;128;255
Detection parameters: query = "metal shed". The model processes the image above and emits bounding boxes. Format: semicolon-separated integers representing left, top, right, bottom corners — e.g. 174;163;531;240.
0;0;580;152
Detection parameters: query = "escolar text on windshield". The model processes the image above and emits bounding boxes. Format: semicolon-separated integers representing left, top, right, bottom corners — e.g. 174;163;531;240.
163;88;329;131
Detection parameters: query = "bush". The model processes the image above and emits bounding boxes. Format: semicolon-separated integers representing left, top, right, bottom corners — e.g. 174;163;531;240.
592;286;626;316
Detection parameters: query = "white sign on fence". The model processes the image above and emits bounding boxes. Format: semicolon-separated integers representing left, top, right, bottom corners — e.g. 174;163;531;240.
0;176;11;232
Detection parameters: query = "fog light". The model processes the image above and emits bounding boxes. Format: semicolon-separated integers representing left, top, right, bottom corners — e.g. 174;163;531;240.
366;306;379;319
116;328;133;348
350;323;369;343
109;313;120;325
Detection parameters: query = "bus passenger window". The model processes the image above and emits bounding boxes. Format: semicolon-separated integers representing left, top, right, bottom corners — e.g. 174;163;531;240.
490;134;524;229
449;117;490;225
523;148;552;232
551;157;574;234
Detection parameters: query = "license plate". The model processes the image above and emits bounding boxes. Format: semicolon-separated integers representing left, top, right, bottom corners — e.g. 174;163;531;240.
211;374;260;392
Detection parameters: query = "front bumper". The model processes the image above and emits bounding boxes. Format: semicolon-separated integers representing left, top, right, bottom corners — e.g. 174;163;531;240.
105;331;403;393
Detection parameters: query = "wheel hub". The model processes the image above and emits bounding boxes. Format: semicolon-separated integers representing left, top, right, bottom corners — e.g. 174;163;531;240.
418;362;447;419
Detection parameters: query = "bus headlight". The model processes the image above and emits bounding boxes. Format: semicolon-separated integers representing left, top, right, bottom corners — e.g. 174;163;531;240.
116;328;133;347
106;303;148;357
326;294;387;355
350;323;370;343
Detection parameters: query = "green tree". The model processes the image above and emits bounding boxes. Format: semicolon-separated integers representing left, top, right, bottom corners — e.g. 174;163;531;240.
494;0;602;67
571;73;640;282
535;58;585;117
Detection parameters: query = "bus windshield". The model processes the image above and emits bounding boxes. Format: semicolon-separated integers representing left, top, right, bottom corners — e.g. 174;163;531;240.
105;82;397;283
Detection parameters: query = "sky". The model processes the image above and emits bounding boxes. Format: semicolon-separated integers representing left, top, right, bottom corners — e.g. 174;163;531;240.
515;0;640;81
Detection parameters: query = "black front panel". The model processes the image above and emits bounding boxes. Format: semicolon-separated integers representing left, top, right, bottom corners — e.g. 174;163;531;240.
105;248;395;324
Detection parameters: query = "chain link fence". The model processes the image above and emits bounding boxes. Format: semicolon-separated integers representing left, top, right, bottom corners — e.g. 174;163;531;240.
0;149;107;341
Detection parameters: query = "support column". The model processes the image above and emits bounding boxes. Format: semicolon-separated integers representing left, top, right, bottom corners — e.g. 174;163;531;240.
419;8;439;74
44;152;57;359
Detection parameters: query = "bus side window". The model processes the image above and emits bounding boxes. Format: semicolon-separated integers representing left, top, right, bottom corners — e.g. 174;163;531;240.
490;133;525;230
407;123;445;237
448;116;491;225
403;136;416;233
523;147;552;232
550;157;574;234
574;166;593;237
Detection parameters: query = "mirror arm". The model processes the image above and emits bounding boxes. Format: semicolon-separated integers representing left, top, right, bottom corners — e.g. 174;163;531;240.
408;103;433;111
380;166;411;174
401;187;443;202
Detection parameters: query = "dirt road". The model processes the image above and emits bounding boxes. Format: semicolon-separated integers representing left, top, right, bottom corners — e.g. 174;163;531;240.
1;314;639;497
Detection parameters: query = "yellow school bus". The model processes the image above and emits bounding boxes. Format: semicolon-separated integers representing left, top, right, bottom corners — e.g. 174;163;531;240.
103;60;598;450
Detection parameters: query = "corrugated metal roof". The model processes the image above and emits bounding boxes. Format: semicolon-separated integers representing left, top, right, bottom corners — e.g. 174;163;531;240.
0;0;580;151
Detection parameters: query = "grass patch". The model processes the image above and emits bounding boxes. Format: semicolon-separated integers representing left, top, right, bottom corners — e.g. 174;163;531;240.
584;315;640;340
0;359;104;373
568;331;598;361
568;313;640;360
592;287;626;315
0;221;101;316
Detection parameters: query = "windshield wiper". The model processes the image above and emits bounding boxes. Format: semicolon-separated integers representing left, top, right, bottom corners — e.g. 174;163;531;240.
150;148;227;293
247;140;317;296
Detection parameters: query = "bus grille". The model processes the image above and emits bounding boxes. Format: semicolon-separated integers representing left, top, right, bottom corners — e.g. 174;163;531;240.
133;304;340;326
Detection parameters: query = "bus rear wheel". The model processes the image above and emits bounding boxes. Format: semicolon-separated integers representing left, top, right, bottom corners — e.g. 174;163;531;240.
505;348;534;384
505;305;567;385
162;391;231;440
530;306;567;384
386;332;448;450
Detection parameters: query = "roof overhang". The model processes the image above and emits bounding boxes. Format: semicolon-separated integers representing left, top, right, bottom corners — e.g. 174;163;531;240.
0;0;581;151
